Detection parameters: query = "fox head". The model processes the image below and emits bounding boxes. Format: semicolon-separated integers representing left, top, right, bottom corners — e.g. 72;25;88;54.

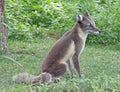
77;11;100;34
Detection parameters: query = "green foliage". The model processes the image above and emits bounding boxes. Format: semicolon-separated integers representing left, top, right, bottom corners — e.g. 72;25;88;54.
5;0;120;45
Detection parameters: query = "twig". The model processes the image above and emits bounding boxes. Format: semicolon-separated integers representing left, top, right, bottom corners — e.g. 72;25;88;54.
1;55;34;91
1;55;27;72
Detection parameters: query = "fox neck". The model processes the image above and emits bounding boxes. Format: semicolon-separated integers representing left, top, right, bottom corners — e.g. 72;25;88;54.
74;22;88;43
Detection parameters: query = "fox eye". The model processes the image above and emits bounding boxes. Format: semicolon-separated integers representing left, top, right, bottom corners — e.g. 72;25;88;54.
87;23;91;26
85;22;90;26
90;23;94;27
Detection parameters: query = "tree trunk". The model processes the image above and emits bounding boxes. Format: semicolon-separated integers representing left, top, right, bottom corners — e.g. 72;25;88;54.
0;0;7;53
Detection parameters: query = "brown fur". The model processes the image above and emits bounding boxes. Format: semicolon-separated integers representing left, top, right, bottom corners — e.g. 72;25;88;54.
13;12;100;84
41;23;86;78
41;12;100;78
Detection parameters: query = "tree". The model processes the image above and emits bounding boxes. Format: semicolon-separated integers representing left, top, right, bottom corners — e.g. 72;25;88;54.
0;0;7;53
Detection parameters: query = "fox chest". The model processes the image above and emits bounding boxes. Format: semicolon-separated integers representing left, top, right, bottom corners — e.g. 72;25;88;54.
79;42;85;54
78;32;87;54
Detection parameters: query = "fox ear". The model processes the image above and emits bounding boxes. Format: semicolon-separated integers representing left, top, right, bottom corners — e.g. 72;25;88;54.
77;14;83;22
84;11;90;17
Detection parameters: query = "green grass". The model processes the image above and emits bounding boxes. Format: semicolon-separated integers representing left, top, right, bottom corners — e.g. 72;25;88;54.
0;38;120;92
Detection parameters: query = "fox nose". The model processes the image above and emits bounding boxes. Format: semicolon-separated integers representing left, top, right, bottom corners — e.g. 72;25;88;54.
96;28;101;33
93;28;100;35
98;29;101;33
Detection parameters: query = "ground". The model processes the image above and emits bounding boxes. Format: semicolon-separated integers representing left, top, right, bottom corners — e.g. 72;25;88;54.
0;38;120;92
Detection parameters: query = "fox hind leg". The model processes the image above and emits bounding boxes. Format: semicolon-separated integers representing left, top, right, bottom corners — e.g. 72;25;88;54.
51;63;67;78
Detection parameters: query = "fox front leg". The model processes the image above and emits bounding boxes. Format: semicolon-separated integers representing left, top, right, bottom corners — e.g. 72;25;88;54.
72;55;81;78
67;59;74;78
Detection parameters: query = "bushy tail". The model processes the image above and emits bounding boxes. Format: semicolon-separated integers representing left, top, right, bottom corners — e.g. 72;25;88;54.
13;72;52;85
